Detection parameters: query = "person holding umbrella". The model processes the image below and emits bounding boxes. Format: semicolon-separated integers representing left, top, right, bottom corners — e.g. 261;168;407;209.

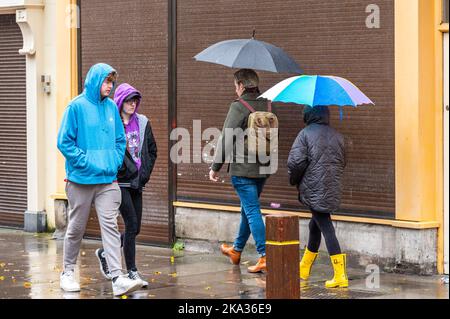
260;74;374;288
196;35;299;273
287;105;348;288
209;68;275;273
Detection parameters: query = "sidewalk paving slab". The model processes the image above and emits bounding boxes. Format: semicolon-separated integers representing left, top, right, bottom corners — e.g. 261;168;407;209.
0;228;448;299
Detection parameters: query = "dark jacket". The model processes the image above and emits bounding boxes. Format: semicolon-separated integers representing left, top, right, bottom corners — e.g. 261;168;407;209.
287;106;346;213
211;91;274;178
117;114;157;189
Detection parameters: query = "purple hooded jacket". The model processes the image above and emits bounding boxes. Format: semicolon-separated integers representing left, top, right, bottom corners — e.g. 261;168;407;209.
114;83;142;170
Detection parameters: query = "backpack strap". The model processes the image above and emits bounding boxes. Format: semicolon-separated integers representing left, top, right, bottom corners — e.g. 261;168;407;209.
239;98;273;113
239;98;256;113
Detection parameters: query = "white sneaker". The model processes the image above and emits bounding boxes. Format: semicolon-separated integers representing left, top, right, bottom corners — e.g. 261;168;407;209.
128;270;148;288
112;274;141;296
60;271;80;292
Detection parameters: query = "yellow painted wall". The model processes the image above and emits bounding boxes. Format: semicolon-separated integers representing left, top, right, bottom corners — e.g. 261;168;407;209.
55;0;77;195
395;0;443;223
395;0;446;273
43;0;77;228
434;1;447;275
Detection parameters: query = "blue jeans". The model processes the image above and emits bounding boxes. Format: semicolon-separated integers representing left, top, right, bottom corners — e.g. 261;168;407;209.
231;176;267;257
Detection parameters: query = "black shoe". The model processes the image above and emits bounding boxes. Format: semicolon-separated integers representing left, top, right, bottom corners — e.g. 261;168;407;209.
95;248;112;280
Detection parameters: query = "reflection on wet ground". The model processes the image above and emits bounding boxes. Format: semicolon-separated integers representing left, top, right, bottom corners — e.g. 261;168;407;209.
0;229;448;299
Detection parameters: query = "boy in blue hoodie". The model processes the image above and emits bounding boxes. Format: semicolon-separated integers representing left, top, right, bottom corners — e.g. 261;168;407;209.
57;63;141;296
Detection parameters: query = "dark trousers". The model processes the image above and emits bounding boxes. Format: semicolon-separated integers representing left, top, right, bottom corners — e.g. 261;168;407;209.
119;187;142;272
307;210;341;256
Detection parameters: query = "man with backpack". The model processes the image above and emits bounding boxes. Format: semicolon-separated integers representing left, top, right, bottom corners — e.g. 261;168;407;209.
209;69;278;273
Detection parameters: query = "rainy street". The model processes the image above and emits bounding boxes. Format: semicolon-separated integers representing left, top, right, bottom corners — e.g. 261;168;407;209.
0;228;447;300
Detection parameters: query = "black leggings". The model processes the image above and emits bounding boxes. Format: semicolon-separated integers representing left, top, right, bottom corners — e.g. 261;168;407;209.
119;187;143;272
307;211;341;256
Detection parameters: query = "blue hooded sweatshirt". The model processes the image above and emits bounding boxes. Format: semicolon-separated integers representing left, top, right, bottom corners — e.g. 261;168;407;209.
57;63;126;185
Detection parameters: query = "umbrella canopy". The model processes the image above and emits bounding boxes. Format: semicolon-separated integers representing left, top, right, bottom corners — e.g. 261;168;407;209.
259;75;374;107
194;38;303;74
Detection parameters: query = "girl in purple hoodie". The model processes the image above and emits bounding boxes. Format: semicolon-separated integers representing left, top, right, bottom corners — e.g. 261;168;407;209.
95;83;157;288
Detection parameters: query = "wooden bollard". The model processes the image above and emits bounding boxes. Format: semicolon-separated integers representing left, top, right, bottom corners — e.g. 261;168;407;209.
266;214;300;299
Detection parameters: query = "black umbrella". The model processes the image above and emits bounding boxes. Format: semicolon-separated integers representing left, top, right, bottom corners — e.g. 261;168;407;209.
194;32;303;74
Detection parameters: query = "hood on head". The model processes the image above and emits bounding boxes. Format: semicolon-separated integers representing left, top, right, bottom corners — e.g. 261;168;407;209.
114;83;142;114
83;63;116;103
303;105;330;126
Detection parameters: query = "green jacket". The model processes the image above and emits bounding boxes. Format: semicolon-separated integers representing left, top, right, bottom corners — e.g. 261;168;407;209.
211;92;274;178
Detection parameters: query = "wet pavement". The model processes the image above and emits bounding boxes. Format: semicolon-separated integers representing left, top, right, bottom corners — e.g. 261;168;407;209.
0;228;448;299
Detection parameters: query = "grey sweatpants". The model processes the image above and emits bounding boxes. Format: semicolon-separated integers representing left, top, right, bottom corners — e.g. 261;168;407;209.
63;181;123;277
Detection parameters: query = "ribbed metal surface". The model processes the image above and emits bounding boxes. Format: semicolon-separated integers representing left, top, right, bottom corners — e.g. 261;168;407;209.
0;14;27;228
79;0;170;245
176;0;395;218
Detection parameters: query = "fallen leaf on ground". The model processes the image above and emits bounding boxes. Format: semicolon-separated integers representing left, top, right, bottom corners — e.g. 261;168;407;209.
121;295;128;299
168;272;177;277
205;286;211;290
23;282;32;288
170;256;175;264
0;276;4;281
148;294;156;298
154;271;162;275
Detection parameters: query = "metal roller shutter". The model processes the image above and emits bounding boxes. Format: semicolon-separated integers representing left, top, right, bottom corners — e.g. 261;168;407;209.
0;14;27;228
78;0;172;245
176;0;395;218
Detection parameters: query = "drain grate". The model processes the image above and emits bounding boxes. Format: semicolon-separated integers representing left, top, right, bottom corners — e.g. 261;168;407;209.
300;286;385;299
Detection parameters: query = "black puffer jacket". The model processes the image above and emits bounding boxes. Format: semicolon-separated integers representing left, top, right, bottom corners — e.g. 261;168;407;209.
287;106;346;213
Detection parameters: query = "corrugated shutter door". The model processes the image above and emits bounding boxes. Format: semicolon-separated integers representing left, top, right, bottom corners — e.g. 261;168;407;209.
0;15;27;228
176;0;395;218
79;0;171;245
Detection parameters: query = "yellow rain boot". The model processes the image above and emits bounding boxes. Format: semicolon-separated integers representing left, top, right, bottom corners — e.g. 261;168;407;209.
299;247;319;280
325;253;349;288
